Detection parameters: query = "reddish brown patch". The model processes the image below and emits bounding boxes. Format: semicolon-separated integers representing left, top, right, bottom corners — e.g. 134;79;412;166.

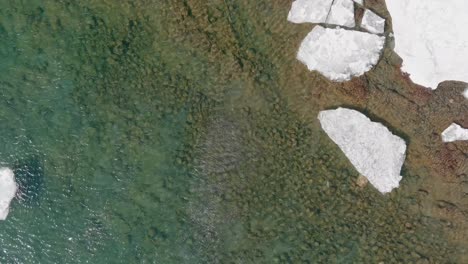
409;83;432;102
435;146;462;177
393;69;432;104
354;7;365;23
399;71;413;85
342;77;369;102
455;118;468;128
391;64;413;87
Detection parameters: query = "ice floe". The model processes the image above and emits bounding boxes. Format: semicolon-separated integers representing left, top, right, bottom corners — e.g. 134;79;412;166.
287;0;334;24
0;167;18;220
386;0;468;89
361;9;385;34
318;108;407;194
297;26;385;81
288;0;387;80
441;123;468;143
288;0;355;27
327;0;355;27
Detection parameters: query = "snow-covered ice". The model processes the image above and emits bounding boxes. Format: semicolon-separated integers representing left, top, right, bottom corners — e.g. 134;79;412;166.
441;123;468;142
386;0;468;89
361;9;385;34
327;0;355;27
287;0;355;27
297;26;385;81
318;108;407;194
287;0;334;24
288;0;386;80
0;167;18;220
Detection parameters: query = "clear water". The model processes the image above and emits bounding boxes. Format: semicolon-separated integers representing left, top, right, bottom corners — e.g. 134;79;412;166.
0;1;459;263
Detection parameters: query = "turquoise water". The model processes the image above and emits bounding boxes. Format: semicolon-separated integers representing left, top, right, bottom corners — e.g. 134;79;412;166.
0;1;191;262
0;1;460;263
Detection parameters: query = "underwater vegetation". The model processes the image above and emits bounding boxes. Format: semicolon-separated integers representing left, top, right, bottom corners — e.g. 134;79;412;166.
0;0;465;263
14;155;45;205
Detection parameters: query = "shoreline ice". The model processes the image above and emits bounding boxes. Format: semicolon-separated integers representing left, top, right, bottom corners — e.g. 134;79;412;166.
386;0;468;89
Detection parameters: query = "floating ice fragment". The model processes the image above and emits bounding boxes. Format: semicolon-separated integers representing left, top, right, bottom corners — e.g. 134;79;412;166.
327;0;355;27
297;26;385;81
361;9;385;34
287;0;334;24
463;87;468;99
318;108;407;194
0;167;18;220
386;0;468;89
353;0;363;5
441;123;468;142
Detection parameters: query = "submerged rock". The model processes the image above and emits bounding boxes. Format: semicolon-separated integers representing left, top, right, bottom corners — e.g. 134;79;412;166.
0;167;18;220
441;123;468;143
356;174;369;188
297;26;385;81
318;108;407;194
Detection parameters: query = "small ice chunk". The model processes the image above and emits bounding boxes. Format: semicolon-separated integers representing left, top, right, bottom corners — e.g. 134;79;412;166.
297;26;385;81
361;9;385;34
287;0;334;24
463;87;468;99
441;123;468;142
353;0;363;5
327;0;355;27
318;108;407;194
0;167;18;220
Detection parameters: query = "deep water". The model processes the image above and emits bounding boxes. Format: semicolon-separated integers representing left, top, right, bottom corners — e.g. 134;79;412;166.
0;0;459;263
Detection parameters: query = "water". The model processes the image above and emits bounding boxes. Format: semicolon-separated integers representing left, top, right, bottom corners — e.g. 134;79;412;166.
0;0;462;263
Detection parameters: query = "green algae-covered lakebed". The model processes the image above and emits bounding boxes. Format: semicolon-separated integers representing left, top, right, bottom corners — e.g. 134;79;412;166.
0;0;466;263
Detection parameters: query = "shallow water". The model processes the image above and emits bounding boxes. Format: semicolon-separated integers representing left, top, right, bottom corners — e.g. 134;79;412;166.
0;1;461;263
